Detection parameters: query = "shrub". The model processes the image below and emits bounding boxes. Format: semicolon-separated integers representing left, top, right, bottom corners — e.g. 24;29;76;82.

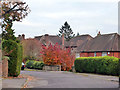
74;56;119;76
25;60;44;70
40;43;75;71
2;40;23;77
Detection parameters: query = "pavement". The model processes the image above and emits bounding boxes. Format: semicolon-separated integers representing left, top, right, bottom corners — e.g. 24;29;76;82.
1;70;119;88
2;78;27;88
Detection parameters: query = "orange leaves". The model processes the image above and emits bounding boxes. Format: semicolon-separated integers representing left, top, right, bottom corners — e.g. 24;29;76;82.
40;43;75;71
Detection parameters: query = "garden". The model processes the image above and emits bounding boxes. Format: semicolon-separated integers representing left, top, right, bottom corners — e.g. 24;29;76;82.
25;43;75;71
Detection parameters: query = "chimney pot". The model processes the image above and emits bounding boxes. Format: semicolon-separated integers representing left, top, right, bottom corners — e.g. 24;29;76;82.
22;34;25;39
97;31;101;36
45;34;49;36
18;35;21;37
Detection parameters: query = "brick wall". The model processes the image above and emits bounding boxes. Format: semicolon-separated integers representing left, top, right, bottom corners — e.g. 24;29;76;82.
80;52;120;58
88;52;94;57
0;61;2;77
80;52;88;57
2;58;8;78
113;52;119;58
96;52;102;56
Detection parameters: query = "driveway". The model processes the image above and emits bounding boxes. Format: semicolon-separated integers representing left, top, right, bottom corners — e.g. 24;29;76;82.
21;70;119;88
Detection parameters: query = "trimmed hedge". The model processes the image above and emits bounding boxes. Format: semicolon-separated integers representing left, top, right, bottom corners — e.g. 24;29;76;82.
25;60;44;70
74;56;119;76
2;40;23;77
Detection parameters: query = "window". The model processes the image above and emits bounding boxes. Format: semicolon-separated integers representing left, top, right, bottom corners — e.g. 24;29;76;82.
94;52;96;57
76;53;80;58
102;52;107;56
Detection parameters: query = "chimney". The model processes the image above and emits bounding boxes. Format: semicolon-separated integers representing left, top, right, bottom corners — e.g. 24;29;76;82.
18;35;21;37
22;34;25;40
45;34;49;47
62;33;64;49
97;31;101;36
18;35;21;40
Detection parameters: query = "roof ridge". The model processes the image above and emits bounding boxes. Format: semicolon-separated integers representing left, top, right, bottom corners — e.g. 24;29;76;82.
100;33;118;36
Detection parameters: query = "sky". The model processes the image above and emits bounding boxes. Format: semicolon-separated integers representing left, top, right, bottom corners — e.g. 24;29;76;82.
13;0;119;38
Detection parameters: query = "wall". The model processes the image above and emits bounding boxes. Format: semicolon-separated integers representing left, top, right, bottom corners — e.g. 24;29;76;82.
0;61;2;77
118;52;120;58
43;65;61;71
2;58;8;78
113;52;120;58
88;52;94;57
96;52;102;56
80;52;120;58
80;52;88;57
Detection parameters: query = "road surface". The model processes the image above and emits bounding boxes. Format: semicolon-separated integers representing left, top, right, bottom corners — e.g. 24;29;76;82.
21;70;119;88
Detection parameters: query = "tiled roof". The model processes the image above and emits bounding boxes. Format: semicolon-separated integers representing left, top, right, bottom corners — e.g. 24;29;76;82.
82;33;120;52
34;33;120;52
35;35;62;45
65;35;93;52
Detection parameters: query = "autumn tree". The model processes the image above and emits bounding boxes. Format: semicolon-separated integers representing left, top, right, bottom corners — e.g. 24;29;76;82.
40;43;75;71
58;21;75;41
1;0;30;40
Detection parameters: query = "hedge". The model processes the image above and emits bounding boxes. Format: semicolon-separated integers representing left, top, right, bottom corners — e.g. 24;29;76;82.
74;56;119;76
25;60;44;70
2;40;23;77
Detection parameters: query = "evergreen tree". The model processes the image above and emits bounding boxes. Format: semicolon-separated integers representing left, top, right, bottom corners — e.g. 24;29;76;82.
58;21;75;41
2;16;16;40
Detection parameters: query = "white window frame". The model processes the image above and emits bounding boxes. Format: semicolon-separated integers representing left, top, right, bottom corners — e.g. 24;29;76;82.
102;52;107;56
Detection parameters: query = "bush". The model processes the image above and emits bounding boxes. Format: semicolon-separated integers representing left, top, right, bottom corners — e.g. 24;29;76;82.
25;60;44;70
2;40;23;77
74;56;119;76
40;43;75;71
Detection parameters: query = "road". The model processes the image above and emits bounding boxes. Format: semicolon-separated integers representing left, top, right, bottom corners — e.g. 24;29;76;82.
21;70;119;88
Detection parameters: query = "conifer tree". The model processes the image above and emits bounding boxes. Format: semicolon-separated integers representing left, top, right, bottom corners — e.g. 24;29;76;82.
58;21;75;41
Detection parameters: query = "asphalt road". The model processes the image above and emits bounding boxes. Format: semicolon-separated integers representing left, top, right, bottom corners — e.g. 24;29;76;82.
21;70;119;88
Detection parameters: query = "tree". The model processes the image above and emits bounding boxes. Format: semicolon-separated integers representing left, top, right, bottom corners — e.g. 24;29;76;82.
1;0;30;40
58;21;75;41
40;43;75;71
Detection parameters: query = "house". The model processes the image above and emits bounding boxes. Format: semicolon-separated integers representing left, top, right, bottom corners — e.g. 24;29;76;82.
35;34;63;47
64;34;93;58
18;32;120;59
79;33;120;58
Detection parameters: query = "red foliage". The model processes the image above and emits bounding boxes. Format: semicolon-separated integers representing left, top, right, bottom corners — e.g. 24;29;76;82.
40;43;75;71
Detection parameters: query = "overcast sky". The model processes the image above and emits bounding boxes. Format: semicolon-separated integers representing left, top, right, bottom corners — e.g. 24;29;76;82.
13;0;119;38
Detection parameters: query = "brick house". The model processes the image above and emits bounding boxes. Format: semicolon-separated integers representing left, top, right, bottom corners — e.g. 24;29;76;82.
64;34;93;58
18;32;120;59
77;33;120;58
35;34;63;47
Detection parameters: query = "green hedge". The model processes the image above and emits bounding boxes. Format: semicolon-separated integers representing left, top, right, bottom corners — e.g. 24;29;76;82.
74;56;119;76
25;60;44;70
2;40;23;77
